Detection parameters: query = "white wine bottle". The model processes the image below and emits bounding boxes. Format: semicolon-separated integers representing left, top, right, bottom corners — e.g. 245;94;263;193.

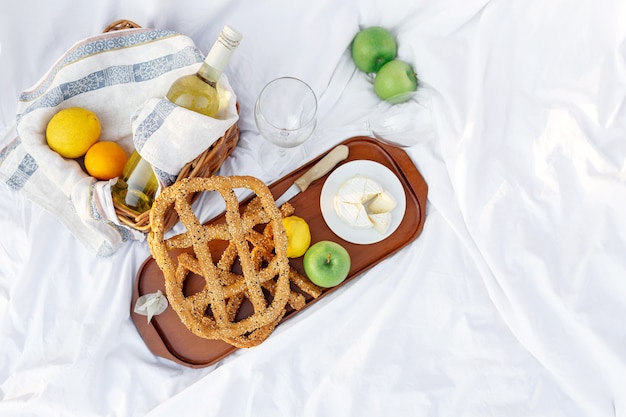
166;25;243;116
111;25;243;216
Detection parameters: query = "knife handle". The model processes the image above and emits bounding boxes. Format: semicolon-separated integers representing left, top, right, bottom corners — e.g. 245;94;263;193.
294;145;349;192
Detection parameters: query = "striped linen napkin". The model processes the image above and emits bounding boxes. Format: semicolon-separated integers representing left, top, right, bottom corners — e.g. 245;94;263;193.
0;26;238;256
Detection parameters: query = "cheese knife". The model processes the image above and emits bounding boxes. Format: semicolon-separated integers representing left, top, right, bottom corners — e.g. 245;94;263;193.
274;144;349;207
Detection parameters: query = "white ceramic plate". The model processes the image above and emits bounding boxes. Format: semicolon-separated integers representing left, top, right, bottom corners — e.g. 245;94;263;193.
320;160;406;245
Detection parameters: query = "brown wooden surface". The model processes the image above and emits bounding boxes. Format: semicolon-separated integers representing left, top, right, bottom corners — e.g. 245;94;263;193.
130;136;428;368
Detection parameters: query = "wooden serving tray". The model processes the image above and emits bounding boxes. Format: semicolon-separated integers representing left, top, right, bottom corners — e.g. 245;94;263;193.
130;136;428;368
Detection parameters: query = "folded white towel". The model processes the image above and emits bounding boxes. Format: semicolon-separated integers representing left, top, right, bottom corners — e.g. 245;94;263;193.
0;27;238;256
132;77;238;186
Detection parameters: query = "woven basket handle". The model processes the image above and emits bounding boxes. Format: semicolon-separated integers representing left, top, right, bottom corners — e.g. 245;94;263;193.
103;19;142;33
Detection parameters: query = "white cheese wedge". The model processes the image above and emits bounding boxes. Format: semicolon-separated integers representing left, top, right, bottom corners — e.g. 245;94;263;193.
334;174;395;233
334;201;373;229
367;190;397;214
335;175;380;229
336;174;383;205
368;212;392;234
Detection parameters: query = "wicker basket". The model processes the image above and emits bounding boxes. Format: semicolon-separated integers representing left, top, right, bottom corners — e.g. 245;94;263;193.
103;20;240;233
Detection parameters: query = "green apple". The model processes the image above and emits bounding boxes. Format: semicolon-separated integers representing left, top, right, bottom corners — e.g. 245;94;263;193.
351;26;397;73
373;59;418;103
303;241;351;288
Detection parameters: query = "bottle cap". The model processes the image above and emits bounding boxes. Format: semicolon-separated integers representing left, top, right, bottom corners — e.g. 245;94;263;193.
221;25;243;46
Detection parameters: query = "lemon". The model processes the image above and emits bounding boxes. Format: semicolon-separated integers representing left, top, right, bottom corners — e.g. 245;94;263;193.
84;141;128;180
46;107;101;158
282;215;311;258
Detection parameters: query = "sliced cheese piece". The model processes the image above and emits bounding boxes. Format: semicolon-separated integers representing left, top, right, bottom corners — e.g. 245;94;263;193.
368;212;392;234
335;200;373;229
367;190;397;214
334;174;395;233
336;174;383;205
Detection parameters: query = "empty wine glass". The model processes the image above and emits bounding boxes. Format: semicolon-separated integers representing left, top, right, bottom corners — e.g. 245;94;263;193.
254;77;318;176
315;92;435;148
366;99;432;147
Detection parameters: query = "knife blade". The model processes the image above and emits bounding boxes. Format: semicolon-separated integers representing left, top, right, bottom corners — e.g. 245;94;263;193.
274;144;349;207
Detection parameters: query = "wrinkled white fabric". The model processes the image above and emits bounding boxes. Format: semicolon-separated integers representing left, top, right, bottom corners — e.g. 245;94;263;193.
1;0;626;416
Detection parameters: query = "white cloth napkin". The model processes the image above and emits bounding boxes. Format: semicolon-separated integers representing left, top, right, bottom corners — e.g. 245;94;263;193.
0;26;237;255
132;78;238;186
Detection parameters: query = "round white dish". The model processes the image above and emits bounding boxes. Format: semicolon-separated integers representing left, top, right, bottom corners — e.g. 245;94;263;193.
320;160;406;244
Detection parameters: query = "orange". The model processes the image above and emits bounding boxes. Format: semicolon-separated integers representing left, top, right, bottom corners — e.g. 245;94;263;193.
84;141;128;180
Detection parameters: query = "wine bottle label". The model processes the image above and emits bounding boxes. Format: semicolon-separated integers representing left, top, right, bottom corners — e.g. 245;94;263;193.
204;26;242;74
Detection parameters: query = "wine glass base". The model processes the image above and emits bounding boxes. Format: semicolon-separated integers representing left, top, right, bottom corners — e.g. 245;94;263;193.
258;141;307;177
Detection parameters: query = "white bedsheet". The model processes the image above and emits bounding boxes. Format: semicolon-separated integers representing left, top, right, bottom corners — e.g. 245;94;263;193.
1;0;625;416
